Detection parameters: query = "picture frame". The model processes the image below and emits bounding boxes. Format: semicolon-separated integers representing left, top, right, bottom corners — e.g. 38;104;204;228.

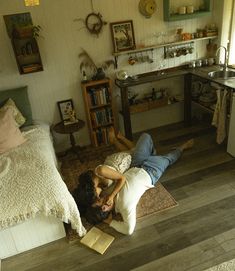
57;99;74;123
110;20;136;52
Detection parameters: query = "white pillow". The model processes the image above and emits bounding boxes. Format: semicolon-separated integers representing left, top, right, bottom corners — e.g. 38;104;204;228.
0;108;26;154
104;152;132;174
0;98;26;127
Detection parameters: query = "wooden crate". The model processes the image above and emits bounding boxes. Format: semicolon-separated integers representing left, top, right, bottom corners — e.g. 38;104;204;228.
129;97;168;114
129;101;148;113
148;97;168;109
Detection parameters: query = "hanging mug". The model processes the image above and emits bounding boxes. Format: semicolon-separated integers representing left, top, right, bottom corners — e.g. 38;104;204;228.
128;56;136;65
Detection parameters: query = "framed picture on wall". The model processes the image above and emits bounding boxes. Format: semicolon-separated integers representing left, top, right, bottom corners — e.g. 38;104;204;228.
57;99;77;125
110;20;136;52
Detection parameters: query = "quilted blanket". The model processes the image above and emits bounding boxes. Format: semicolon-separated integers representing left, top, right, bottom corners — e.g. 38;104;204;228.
0;126;86;237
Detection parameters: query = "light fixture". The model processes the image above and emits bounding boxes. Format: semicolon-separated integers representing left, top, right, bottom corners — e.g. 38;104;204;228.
24;0;40;6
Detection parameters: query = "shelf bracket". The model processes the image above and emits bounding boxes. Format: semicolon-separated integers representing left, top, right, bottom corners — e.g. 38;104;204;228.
114;56;118;69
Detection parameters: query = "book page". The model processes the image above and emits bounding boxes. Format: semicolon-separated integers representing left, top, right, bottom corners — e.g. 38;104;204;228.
92;230;115;254
80;227;115;254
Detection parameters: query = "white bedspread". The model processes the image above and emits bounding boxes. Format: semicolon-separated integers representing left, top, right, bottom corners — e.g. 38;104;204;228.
0;126;86;237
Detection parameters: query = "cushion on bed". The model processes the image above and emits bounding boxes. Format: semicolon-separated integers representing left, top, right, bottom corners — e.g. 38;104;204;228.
0;86;33;126
0;98;26;127
0;108;26;154
104;152;132;173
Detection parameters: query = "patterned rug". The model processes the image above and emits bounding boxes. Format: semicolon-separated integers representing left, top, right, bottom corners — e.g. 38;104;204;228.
60;145;178;241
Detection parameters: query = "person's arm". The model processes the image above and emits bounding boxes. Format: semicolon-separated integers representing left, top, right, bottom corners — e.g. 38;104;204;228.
96;165;126;205
105;211;136;235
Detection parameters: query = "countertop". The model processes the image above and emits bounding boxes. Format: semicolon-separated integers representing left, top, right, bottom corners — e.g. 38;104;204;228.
115;65;235;89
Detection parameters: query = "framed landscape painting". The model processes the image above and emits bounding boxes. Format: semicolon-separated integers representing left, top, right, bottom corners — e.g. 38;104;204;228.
110;20;136;52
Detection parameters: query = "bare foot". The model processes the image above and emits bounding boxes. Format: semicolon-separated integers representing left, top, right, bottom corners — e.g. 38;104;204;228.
117;131;124;140
179;139;194;151
108;127;116;144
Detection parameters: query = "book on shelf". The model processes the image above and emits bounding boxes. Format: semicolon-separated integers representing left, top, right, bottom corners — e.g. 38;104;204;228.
80;227;115;254
88;87;110;106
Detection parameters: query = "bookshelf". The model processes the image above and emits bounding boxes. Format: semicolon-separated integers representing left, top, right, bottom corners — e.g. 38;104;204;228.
82;78;116;147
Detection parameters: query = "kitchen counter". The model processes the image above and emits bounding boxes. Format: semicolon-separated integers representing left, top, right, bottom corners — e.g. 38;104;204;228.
116;65;235;89
189;65;235;89
115;65;235;139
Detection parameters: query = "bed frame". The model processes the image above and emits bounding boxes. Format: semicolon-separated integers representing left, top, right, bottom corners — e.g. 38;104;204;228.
0;214;66;259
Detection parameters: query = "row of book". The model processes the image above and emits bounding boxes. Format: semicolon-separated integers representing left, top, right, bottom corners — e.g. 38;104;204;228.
90;108;113;127
92;127;112;146
88;87;110;107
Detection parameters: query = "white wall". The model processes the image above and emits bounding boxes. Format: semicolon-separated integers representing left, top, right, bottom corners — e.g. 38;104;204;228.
0;0;220;150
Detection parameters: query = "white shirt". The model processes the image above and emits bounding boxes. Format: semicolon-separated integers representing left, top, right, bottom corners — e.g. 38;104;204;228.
110;167;153;235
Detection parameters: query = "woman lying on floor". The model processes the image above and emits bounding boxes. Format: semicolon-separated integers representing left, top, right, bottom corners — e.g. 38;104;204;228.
73;129;134;216
73;129;194;235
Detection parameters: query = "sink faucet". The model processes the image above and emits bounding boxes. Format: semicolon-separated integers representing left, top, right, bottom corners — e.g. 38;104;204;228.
216;46;228;72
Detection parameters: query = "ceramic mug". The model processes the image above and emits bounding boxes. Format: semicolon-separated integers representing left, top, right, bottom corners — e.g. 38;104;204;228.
208;58;214;66
178;6;186;14
187;6;194;13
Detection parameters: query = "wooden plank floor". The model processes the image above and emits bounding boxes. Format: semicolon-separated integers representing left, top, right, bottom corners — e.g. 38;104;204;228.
2;120;235;271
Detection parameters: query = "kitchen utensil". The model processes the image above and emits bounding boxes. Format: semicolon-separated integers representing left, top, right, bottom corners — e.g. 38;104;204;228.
116;70;129;80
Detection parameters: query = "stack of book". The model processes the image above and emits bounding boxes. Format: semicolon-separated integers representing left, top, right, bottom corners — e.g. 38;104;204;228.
88;87;110;106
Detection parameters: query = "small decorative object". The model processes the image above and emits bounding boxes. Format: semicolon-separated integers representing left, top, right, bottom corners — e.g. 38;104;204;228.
85;12;107;36
116;70;129;80
79;48;115;80
69;110;78;123
139;0;157;18
93;67;105;80
57;99;77;125
74;0;107;37
178;6;186;14
186;5;194;13
110;20;136;52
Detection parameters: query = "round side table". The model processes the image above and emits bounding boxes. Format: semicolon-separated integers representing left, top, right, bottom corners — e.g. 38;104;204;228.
53;119;85;162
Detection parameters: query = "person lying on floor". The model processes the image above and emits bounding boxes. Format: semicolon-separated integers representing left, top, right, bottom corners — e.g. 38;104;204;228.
78;130;194;235
73;129;134;216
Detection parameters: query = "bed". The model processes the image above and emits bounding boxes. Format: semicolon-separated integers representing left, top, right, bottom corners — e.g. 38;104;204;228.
0;86;86;259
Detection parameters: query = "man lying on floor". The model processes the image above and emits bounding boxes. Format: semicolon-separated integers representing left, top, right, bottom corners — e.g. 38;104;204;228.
84;132;194;235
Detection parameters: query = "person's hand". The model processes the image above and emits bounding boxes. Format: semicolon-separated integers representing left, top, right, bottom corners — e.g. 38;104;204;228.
105;194;114;206
103;213;112;224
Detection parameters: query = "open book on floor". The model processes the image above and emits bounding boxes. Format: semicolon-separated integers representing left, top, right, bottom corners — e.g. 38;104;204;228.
80;227;115;254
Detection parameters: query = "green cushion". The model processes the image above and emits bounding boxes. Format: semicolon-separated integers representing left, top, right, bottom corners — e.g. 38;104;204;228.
0;86;33;126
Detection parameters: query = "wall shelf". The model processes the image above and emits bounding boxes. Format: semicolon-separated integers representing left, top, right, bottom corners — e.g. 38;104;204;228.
163;0;211;21
113;35;217;68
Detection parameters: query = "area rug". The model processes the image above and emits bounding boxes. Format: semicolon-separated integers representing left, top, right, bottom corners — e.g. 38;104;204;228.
204;259;235;271
60;145;178;241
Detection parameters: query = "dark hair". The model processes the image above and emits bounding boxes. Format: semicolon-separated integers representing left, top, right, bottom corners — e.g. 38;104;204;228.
73;170;97;216
85;206;110;225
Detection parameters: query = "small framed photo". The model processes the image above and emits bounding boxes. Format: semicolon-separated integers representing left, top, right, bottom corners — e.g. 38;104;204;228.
57;99;74;122
110;20;136;53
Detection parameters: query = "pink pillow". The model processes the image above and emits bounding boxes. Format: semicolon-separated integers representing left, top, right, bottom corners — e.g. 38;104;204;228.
0;108;26;154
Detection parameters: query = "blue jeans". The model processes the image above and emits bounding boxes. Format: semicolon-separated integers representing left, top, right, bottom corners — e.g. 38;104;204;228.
131;133;182;185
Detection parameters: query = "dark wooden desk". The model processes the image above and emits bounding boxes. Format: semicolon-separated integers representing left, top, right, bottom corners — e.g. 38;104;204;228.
53;119;85;161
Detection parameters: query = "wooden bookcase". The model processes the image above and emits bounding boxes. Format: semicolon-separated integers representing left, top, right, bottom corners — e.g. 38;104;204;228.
82;78;116;147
